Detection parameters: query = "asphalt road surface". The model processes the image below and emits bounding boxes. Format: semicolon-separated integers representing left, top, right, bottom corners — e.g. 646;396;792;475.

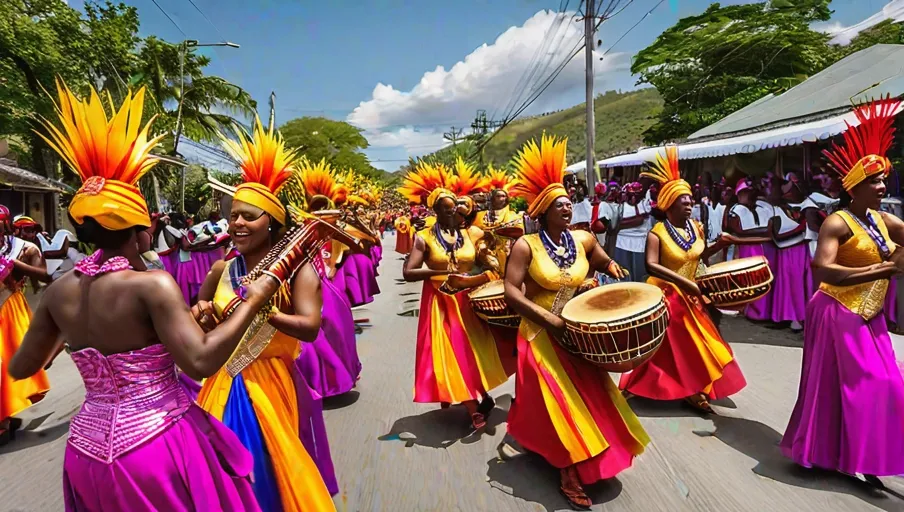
2;233;903;511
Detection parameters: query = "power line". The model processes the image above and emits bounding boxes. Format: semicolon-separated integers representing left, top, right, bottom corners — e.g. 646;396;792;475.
148;0;187;37
185;0;227;42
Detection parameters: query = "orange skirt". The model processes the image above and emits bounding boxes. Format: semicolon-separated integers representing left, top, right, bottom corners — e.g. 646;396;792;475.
1;291;50;422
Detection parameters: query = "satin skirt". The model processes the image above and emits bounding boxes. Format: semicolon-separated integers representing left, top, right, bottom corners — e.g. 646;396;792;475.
168;249;224;306
395;231;413;255
769;244;813;324
781;291;904;475
740;243;776;321
198;352;336;511
340;253;379;307
63;406;261;511
507;329;649;484
619;278;746;400
1;291;50;423
413;280;515;404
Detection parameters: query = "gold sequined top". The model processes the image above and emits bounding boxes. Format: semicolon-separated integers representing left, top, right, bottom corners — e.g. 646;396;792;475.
819;209;895;320
519;231;591;340
421;227;477;281
651;220;705;280
473;206;521;230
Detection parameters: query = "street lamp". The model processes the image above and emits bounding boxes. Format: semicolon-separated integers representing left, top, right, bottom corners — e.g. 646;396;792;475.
174;40;240;213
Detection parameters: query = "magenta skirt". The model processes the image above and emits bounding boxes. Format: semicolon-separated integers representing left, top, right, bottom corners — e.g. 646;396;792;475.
885;277;898;327
741;243;775;321
781;291;904;475
172;249;224;306
63;406;260;511
769;244;812;323
339;253;379;307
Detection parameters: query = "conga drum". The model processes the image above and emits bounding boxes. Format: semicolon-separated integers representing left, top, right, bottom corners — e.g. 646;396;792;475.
468;280;520;328
559;282;668;372
696;256;773;309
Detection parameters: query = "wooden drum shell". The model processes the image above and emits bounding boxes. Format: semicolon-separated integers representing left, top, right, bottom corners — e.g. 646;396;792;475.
696;257;774;309
468;281;520;328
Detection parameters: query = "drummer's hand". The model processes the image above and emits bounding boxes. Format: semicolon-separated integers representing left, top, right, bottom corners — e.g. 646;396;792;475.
605;259;627;280
681;280;703;297
717;233;736;246
191;300;218;332
548;316;567;341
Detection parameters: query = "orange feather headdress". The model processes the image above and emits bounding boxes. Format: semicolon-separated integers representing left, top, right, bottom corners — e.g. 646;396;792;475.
484;164;512;194
510;134;569;219
219;116;299;226
449;157;485;197
823;96;902;192
297;158;349;210
36;79;164;230
397;161;454;208
641;145;690;211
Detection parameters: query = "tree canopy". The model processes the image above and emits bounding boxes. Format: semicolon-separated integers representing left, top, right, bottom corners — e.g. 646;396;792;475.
631;0;834;144
280;116;387;180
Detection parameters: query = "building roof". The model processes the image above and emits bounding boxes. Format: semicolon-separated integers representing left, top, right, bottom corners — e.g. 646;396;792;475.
0;160;72;193
689;44;904;141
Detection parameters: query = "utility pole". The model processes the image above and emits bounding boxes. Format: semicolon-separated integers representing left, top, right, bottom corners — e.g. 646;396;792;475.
583;0;597;193
443;126;464;147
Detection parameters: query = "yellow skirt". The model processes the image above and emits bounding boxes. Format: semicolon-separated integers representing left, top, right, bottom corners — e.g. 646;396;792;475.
1;291;50;422
197;334;335;512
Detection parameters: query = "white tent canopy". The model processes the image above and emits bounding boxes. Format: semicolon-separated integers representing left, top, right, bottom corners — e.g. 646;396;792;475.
565;152;644;175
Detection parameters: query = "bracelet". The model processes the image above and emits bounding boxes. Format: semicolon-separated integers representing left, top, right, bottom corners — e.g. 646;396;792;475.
237;285;249;302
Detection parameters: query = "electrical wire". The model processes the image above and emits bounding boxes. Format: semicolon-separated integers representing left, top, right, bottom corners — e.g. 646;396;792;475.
148;0;187;37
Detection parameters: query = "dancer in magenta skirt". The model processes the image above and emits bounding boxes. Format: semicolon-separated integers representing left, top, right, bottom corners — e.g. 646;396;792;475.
781;97;904;484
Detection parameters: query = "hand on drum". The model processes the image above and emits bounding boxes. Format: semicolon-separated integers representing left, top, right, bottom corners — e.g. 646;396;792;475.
681;279;703;297
192;300;219;333
605;259;627;280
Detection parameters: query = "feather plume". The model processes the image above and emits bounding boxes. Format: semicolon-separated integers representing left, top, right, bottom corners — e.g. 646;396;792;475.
509;133;568;203
823;95;901;178
641;145;680;185
219;115;298;195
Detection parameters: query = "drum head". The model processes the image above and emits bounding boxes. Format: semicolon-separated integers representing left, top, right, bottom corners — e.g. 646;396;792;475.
700;255;767;276
469;279;506;299
562;282;663;324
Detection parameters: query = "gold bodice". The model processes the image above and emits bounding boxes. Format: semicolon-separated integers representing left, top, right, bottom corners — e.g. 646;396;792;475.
523;231;591;312
212;259;301;360
651;220;705;280
474;206;520;230
422;227;477;280
819;209;895;320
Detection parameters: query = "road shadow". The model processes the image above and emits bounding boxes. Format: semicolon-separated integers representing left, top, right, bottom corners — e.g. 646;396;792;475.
486;439;623;512
700;414;904;511
323;390;361;410
0;420;70;455
378;394;512;449
627;396;713;419
721;317;803;348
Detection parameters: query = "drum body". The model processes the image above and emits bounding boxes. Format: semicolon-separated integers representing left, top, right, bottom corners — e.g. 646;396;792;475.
696;255;773;309
560;282;668;372
468;280;520;328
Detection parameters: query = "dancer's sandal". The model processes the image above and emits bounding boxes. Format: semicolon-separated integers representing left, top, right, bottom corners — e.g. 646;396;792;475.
559;467;592;510
685;394;714;414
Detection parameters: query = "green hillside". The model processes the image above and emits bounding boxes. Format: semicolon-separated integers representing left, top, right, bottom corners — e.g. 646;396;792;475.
483;87;662;166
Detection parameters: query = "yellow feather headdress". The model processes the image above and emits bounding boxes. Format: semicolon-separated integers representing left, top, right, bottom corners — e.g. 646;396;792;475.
36;79;164;230
219;116;299;226
449;156;485;197
297;158;349;211
510;134;569;219
640;145;690;211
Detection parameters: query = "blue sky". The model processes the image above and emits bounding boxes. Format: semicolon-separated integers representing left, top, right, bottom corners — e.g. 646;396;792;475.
75;0;894;170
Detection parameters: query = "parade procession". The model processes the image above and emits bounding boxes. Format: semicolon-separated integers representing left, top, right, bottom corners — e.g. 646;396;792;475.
6;1;904;511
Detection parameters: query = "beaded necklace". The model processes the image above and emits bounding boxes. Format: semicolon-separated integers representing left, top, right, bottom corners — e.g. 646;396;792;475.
665;219;697;252
540;228;577;269
432;223;463;266
74;251;132;276
846;209;892;260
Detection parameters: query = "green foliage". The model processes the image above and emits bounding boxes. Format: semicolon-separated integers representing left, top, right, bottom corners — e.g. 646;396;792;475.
280;116;390;182
509;196;528;213
632;0;833;144
158;164;214;215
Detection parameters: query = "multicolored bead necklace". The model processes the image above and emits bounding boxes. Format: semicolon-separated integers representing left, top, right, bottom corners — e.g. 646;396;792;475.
665;219;697;252
540;228;577;269
846;209;892;260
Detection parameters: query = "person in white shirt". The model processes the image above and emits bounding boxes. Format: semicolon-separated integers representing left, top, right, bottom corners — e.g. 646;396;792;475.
36;229;85;281
725;178;774;321
569;183;593;232
613;182;651;282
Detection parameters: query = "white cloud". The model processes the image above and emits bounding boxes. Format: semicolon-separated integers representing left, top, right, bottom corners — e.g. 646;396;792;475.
351;9;629;160
819;0;904;46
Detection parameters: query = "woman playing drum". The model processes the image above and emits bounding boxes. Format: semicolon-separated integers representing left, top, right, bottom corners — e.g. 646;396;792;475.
503;135;649;510
781;98;904;484
619;146;746;413
400;162;515;430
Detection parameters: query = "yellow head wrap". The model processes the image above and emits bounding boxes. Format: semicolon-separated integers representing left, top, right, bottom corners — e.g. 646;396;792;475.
641;145;690;211
526;183;569;219
219;116;298;227
427;187;455;209
840;154;891;192
36;80;162;231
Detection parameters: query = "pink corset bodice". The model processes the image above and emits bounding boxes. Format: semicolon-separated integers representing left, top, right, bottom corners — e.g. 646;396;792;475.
68;344;193;463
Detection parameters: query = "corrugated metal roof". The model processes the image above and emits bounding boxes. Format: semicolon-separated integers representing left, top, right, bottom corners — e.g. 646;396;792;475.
689;44;904;140
0;161;71;193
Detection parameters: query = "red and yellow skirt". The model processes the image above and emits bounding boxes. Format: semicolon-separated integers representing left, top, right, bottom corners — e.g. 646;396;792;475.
1;290;50;423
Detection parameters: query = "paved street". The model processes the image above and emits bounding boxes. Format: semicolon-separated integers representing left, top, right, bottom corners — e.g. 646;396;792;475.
2;233;904;511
